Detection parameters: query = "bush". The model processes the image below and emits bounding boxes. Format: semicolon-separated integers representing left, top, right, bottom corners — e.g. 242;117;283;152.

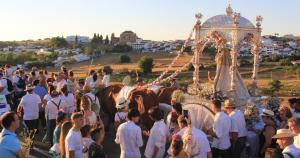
268;80;283;95
112;44;132;53
263;56;272;62
120;68;129;74
271;54;281;62
138;56;154;73
205;63;217;69
188;63;194;71
25;61;53;69
119;55;131;63
239;59;252;67
279;58;292;66
187;63;205;71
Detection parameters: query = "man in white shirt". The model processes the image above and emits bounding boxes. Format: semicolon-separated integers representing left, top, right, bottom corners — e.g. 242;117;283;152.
288;117;300;148
84;70;96;88
272;129;300;158
115;108;143;158
55;73;67;92
65;112;85;158
0;71;9;96
145;107;169;158
5;64;13;81
224;99;247;158
17;84;41;131
205;99;231;158
44;90;69;145
101;68;110;88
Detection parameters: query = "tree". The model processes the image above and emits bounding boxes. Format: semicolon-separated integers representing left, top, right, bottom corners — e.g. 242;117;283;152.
105;35;109;45
138;56;154;73
48;36;68;48
112;44;132;53
279;58;292;66
120;54;131;63
99;35;103;44
271;54;281;62
268;80;283;95
84;46;93;55
75;35;78;45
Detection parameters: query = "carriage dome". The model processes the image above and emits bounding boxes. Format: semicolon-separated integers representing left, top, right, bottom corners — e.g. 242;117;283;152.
202;14;255;29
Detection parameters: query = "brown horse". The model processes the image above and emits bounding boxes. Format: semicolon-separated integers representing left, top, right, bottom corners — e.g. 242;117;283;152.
97;84;159;130
157;87;178;105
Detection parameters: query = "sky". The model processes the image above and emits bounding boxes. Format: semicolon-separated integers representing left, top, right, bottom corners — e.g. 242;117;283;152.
0;0;299;41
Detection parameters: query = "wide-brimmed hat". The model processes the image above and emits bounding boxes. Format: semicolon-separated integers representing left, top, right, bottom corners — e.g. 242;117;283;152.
82;84;91;91
272;129;297;139
25;84;35;91
261;109;274;117
224;99;236;108
116;97;130;109
260;96;268;100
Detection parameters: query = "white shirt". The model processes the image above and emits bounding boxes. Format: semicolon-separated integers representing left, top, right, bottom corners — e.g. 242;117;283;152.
115;121;143;158
145;120;169;158
0;78;9;95
282;144;300;158
45;97;68;120
229;109;248;137
294;134;300;148
65;128;83;158
212;112;231;150
43;94;52;102
167;127;211;158
85;76;93;87
102;75;110;87
114;112;127;122
6;68;13;80
60;93;75;113
84;111;97;126
56;80;67;92
19;93;41;120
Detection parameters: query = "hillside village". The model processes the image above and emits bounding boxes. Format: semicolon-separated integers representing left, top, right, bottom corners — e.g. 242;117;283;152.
0;31;300;67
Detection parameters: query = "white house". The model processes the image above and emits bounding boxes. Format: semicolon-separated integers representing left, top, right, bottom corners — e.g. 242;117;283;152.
66;35;90;44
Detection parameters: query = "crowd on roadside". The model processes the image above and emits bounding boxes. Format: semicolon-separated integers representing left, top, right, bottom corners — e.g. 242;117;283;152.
0;64;299;158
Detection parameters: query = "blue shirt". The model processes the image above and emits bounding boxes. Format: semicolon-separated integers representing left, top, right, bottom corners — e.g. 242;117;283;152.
34;85;47;100
34;85;47;111
0;129;21;158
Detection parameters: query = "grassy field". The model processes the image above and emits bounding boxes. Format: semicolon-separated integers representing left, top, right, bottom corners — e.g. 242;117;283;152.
49;52;300;96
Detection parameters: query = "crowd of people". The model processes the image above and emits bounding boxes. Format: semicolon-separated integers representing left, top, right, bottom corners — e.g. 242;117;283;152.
0;64;299;158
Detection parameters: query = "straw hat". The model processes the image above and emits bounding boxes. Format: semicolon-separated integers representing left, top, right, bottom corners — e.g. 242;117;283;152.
25;84;35;91
224;99;236;108
272;129;297;139
261;109;274;117
83;84;91;92
116;97;130;109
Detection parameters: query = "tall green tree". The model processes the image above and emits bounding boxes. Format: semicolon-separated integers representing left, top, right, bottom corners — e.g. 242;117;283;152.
99;35;103;44
105;35;109;45
138;56;154;73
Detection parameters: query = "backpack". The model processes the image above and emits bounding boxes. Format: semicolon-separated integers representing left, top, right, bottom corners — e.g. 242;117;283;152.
5;78;14;92
16;77;26;89
85;95;100;115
